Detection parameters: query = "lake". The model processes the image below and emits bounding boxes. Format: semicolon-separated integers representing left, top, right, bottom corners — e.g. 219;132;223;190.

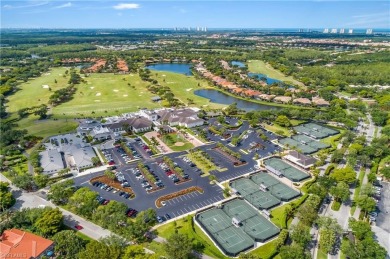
231;61;246;68
146;63;192;75
248;72;282;85
194;89;280;111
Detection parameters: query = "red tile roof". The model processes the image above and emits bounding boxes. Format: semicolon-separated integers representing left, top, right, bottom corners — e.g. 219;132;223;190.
1;229;53;259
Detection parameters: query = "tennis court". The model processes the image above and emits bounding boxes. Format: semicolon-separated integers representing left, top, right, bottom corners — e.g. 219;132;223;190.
231;178;281;209
292;134;330;150
250;172;300;201
263;157;310;182
279;137;317;154
223;199;280;242
196;207;255;256
294;122;339;139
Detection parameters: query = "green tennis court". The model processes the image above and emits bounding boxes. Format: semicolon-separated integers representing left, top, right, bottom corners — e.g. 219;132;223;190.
196;199;280;256
223;199;280;242
231;178;281;209
250;172;300;201
292;134;330;150
294;123;339;139
279;137;317;154
196;207;254;256
263;157;310;182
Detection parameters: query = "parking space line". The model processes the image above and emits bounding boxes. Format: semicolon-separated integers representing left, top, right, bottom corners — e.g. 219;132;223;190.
183;195;188;200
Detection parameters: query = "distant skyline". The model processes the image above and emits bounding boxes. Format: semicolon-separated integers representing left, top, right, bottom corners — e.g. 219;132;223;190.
1;1;389;29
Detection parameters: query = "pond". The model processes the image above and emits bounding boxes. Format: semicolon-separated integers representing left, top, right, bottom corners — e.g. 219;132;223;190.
194;89;280;111
248;72;283;85
231;61;246;68
146;63;192;75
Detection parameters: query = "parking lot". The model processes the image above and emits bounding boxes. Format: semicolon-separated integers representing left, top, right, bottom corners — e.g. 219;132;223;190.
73;120;282;222
375;181;390;231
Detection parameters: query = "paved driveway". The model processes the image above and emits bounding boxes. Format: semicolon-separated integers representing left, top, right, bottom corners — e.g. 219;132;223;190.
373;182;390;254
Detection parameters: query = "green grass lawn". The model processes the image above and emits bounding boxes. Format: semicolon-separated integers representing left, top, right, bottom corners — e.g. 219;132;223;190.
247;60;304;87
156;216;230;259
270;204;289;229
142;241;167;257
351;168;366;215
187;151;217;176
161;133;194;151
321;132;343;149
16;115;78;138
6;67;71;113
52;72;162;118
151;71;225;109
262;123;291;137
290;119;306;126
317;248;328;259
331;200;341;211
249;238;279;259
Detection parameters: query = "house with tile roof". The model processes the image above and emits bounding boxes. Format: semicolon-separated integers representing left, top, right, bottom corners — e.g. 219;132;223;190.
0;229;54;259
311;97;330;107
273;96;292;104
293;98;312;106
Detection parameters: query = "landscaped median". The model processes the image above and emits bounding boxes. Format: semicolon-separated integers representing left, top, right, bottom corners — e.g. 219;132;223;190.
90;175;135;198
155;186;204;208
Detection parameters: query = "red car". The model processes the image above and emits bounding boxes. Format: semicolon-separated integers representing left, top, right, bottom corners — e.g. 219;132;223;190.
108;161;115;165
102;200;110;205
75;225;83;230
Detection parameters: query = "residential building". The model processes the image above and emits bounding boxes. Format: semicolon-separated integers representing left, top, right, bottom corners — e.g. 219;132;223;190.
0;229;54;259
311;97;330;107
273;96;292;104
293;98;312;106
258;94;276;101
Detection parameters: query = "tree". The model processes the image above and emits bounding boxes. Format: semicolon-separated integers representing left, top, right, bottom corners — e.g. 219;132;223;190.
290;223;311;247
52;230;86;258
92;156;101;166
33;174;49;189
68;187;99;218
380;166;390;180
319;228;336;254
238;253;261;259
359;184;374;196
330;166;356;184
34;208;63;237
348;218;372;241
48;179;75;205
225;102;238;115
164;233;193;259
92;201;127;230
13;173;35;191
330;182;350;202
0;182;15;211
105;170;116;182
78;240;122;259
275;115;291;127
122;245;145;259
355;195;376;213
279;244;310;259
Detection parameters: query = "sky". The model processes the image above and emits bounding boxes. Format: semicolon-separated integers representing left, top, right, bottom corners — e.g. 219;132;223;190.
1;0;389;29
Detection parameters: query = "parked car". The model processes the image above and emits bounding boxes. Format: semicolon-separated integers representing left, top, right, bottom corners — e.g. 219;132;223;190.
165;213;171;220
156;216;164;223
75;225;83;230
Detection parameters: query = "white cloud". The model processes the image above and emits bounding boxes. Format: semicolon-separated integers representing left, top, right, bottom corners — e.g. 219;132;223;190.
346;11;390;27
113;3;140;10
53;2;72;9
2;1;49;9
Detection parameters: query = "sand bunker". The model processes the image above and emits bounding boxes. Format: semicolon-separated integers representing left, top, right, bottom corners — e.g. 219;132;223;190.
113;89;119;92
94;100;101;102
123;94;128;97
186;88;192;92
42;85;49;89
162;74;166;77
175;142;185;146
96;93;101;96
44;73;51;76
90;87;94;89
